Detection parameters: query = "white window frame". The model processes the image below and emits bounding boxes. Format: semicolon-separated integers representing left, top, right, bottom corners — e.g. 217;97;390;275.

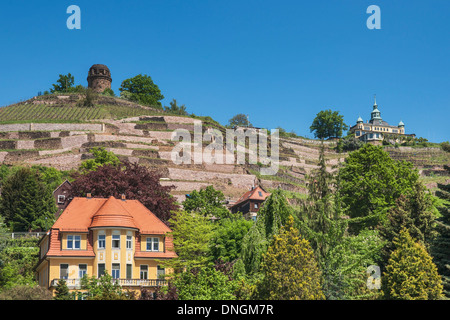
57;195;65;204
126;234;132;250
112;263;120;279
79;264;87;278
98;234;106;249
140;265;148;280
67;235;81;250
112;233;120;249
146;237;159;252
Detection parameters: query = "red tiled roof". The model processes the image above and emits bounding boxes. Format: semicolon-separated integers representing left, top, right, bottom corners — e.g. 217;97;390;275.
231;186;270;208
52;196;172;233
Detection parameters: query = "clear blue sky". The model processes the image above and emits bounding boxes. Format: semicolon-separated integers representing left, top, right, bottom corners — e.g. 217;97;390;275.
0;0;449;142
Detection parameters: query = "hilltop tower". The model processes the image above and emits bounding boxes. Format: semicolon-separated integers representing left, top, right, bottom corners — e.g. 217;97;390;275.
87;64;112;93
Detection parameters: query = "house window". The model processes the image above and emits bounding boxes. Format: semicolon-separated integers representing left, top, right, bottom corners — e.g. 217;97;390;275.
126;264;132;279
356;131;360;136
112;234;120;249
258;191;263;197
140;265;148;280
67;235;81;250
254;203;258;209
157;265;165;279
112;264;120;279
98;234;105;249
79;264;87;278
60;264;69;279
58;195;65;204
146;237;159;252
98;264;105;277
126;235;132;249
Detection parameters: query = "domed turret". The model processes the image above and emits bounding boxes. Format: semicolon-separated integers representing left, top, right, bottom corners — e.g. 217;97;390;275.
398;120;404;127
87;64;112;93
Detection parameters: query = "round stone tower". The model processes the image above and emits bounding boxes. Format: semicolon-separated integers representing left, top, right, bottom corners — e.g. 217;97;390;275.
87;64;112;93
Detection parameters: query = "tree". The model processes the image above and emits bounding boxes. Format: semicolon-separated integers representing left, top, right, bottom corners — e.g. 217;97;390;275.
239;188;292;276
0;167;56;231
227;113;251;128
430;165;450;298
239;221;267;276
70;161;178;224
182;185;231;219
80;273;135;300
379;182;436;267
172;266;237;300
79;147;121;173
164;99;188;115
0;246;39;290
210;217;253;263
257;188;292;240
257;216;324;300
50;73;75;93
310;109;348;140
323;229;384;300
54;279;72;300
119;74;164;107
338;144;420;233
382;228;443;300
164;210;215;270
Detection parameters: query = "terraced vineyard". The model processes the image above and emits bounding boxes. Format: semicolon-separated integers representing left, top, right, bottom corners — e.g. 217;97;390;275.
0;94;162;123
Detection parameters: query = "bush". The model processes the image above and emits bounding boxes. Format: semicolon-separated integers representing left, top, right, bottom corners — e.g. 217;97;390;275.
441;141;450;153
102;88;115;97
0;285;53;300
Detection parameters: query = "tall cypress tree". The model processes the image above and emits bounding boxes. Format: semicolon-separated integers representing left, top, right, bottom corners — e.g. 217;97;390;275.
430;165;450;298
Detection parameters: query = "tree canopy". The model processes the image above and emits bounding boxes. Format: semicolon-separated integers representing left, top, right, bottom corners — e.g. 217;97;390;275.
310;109;348;140
70;161;178;224
119;74;164;107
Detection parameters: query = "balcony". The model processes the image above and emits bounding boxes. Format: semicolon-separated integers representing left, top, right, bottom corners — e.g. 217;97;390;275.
50;278;167;289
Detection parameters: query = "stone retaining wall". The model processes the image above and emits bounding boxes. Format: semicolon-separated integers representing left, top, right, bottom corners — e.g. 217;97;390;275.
167;167;257;189
0;123;103;132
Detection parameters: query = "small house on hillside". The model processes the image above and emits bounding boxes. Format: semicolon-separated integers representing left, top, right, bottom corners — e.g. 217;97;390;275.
53;180;72;216
229;186;270;220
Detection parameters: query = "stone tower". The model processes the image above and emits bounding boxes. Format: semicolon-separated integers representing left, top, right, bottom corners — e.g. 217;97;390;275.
87;64;112;93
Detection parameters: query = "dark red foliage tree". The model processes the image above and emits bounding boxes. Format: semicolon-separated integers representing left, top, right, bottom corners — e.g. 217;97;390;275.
70;161;178;224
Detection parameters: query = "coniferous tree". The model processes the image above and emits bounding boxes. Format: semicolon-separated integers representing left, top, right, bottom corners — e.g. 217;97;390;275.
382;228;443;300
430;165;450;298
379;181;437;268
257;216;324;300
54;279;71;300
239;188;291;276
296;144;349;298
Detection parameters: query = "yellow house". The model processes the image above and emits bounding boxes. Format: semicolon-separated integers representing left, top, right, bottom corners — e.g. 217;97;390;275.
34;195;177;296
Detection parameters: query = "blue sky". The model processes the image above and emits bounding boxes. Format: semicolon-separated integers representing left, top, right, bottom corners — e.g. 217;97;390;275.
0;0;449;142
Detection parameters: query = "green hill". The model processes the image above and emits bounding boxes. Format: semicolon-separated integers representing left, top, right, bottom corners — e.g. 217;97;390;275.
0;93;162;123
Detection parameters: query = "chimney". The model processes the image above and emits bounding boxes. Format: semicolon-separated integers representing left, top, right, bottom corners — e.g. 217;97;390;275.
87;193;92;199
121;194;126;201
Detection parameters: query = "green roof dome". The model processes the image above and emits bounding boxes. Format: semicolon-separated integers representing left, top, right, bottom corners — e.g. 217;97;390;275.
398;120;404;127
357;116;363;123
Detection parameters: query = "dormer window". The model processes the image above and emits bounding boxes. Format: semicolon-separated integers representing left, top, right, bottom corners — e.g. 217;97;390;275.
67;235;80;250
146;237;160;252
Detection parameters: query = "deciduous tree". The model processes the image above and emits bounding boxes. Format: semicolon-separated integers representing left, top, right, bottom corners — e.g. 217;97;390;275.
70;161;178;223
